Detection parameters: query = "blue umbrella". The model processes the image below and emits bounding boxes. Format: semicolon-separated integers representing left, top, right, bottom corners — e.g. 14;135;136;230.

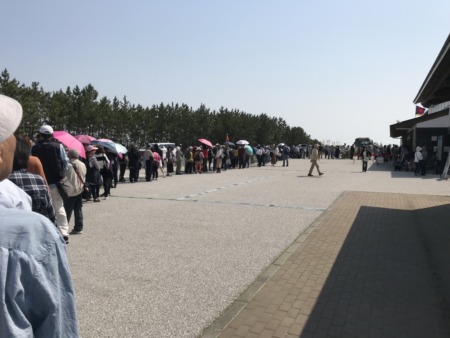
244;144;253;155
92;140;128;155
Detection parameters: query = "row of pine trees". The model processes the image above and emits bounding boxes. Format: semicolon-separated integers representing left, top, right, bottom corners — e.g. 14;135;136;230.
0;69;316;148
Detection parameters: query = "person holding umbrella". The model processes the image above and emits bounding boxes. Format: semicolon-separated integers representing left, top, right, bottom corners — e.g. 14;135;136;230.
85;145;102;202
194;147;204;174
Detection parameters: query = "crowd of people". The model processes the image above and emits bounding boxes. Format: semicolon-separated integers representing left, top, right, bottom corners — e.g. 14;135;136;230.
1;92;435;336
4;123;424;249
0;94;79;336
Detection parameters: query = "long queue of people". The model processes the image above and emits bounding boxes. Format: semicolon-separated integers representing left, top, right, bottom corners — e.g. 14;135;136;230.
0;94;326;336
0;95;79;336
0;94;370;338
10;128;358;250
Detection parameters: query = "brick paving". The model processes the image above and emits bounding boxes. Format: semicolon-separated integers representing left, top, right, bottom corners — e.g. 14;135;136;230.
201;191;450;338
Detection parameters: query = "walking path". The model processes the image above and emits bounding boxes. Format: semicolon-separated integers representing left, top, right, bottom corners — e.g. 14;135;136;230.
202;191;450;338
66;158;450;337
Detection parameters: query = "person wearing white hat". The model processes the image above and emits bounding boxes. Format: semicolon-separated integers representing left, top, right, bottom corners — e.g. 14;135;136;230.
0;94;79;337
31;123;70;242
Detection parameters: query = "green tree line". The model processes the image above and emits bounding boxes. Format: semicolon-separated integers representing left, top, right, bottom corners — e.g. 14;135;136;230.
0;69;317;147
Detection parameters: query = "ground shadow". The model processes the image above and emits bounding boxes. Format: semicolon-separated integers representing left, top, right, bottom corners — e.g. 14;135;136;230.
365;161;442;180
300;203;450;337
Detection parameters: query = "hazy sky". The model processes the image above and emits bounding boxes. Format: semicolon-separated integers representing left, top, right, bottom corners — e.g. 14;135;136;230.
2;1;449;145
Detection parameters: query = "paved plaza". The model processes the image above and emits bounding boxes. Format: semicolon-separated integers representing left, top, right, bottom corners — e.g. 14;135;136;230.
66;158;450;337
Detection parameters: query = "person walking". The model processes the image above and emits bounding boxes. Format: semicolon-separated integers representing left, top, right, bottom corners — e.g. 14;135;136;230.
308;144;324;177
362;146;371;172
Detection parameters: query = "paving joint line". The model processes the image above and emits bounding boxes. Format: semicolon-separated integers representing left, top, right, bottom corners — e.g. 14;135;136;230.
198;191;347;338
107;195;326;211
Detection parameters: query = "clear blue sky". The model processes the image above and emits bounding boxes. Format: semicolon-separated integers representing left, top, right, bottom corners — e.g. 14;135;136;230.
2;1;449;146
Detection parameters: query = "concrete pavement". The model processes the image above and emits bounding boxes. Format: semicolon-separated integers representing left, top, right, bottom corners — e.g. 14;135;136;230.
66;158;450;337
203;191;450;338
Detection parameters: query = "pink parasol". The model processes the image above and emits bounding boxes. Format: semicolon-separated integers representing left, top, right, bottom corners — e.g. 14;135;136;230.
74;134;96;144
198;138;213;148
53;131;86;158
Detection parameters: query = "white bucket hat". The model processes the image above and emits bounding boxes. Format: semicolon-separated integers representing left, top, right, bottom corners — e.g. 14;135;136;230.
0;94;23;144
39;124;54;134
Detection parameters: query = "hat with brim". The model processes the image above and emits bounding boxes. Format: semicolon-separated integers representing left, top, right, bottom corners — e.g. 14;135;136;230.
86;145;98;152
39;124;54;135
0;94;23;144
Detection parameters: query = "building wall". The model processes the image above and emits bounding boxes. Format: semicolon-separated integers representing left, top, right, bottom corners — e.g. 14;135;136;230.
416;128;450;163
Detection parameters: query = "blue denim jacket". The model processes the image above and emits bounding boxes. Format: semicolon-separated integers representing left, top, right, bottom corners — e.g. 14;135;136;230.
0;204;79;337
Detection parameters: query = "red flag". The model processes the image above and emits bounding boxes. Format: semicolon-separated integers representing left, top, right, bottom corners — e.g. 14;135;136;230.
415;106;426;117
225;133;230;141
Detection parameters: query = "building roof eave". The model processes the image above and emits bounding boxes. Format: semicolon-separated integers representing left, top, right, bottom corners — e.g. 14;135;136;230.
413;34;450;107
390;109;449;138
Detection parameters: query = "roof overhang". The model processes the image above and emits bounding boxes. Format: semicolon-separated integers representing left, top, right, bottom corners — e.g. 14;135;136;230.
390;109;449;138
414;34;450;107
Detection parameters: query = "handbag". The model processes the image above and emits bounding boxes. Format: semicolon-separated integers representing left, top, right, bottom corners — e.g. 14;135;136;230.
82;184;91;200
73;164;90;199
56;177;71;200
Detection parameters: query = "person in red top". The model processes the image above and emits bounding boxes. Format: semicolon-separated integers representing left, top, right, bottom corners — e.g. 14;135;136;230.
201;147;209;173
152;151;165;179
